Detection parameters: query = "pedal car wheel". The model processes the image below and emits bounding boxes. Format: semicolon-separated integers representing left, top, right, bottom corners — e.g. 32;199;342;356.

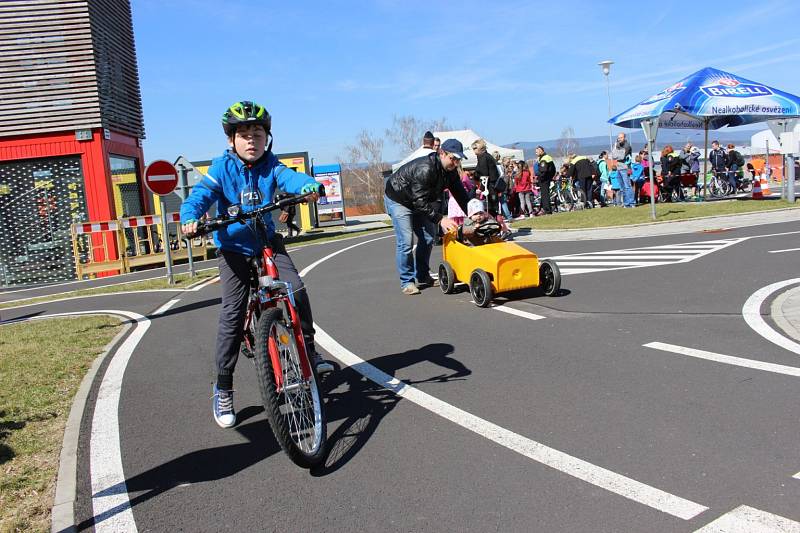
539;259;561;297
438;261;456;294
469;269;493;308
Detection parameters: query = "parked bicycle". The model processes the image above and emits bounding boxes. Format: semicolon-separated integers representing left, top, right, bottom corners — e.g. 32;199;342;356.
190;192;327;468
554;177;586;212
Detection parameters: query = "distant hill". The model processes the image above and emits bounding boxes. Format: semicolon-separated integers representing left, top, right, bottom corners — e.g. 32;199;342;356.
508;129;763;161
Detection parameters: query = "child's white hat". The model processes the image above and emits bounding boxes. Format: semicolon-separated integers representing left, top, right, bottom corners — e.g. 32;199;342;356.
467;198;485;218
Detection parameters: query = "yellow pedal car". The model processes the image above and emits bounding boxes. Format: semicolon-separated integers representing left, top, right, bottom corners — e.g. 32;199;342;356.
438;228;561;307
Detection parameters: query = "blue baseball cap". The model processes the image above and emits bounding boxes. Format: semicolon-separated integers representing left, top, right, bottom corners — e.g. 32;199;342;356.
441;138;467;159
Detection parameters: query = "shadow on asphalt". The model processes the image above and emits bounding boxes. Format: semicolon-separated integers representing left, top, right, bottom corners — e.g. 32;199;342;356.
76;345;469;528
148;297;222;320
311;343;470;477
79;418;280;531
0;309;46;324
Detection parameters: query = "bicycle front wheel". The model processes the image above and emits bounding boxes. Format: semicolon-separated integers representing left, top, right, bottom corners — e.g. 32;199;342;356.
254;307;327;468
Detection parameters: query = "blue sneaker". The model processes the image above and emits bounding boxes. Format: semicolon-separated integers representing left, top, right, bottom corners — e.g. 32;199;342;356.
212;384;236;428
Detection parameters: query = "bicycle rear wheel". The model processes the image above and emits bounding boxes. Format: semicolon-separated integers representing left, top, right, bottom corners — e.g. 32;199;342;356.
254;307;327;468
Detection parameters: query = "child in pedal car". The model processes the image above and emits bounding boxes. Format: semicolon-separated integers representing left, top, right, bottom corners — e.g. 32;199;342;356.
458;198;501;246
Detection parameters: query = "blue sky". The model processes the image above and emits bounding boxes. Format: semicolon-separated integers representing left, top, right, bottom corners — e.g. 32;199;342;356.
132;0;800;165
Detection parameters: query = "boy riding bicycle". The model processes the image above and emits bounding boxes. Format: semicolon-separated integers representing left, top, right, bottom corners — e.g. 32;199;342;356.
180;100;333;429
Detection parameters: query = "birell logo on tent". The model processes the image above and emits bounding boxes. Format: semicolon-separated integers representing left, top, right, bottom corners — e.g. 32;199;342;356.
700;78;773;98
642;81;686;104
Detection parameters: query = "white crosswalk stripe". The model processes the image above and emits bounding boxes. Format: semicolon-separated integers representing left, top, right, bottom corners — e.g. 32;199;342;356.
546;238;747;275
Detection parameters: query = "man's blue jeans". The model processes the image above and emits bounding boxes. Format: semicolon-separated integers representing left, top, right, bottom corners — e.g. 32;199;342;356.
727;164;739;192
618;164;634;207
384;195;436;287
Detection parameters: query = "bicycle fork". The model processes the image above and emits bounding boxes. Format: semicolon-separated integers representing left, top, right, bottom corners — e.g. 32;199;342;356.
258;261;313;391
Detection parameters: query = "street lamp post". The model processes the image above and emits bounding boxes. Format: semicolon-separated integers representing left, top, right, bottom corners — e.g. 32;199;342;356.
599;60;614;152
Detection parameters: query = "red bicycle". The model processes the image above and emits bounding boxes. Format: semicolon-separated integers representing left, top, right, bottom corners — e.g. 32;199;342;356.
192;192;326;468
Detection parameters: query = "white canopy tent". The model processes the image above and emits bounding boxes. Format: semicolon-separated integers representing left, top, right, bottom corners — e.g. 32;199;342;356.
749;123;800;154
391;129;524;172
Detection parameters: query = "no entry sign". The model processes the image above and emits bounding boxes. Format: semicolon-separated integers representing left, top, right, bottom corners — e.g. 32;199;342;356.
144;160;178;195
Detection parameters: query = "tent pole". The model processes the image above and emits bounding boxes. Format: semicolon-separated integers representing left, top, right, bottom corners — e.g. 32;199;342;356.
703;118;709;201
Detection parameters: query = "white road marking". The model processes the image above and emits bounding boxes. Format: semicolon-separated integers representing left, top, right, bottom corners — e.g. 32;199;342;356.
768;247;800;254
151;299;180;316
314;327;707;520
644;342;800;378
298;234;394;277
188;275;219;291
301;236;708;519
742;279;800;356
793;471;800;480
491;304;545;321
693;505;800;532
547;237;746;275
0;267;219;304
36;310;144;532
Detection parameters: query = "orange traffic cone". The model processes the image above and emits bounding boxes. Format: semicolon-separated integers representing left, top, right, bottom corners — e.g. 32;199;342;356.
760;175;771;196
752;175;763;199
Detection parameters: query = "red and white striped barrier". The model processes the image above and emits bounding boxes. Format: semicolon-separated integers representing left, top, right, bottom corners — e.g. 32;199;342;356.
119;212;182;228
73;212;184;233
72;221;120;234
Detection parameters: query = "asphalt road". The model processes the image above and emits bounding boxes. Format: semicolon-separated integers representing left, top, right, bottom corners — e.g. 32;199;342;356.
4;220;800;532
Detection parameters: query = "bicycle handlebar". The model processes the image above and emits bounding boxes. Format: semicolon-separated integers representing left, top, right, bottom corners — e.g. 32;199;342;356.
186;190;318;238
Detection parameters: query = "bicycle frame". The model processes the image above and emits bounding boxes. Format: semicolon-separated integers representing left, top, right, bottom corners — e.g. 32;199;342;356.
242;219;312;393
196;193;316;394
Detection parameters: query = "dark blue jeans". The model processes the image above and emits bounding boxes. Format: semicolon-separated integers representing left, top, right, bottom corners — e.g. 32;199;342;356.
727;164;739;192
384;194;436;287
215;236;315;378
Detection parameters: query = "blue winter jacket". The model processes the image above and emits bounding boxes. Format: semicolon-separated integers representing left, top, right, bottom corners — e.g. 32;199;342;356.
180;149;318;256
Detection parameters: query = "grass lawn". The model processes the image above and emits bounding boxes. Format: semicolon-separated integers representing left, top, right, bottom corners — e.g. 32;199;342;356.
0;315;123;532
511;199;800;230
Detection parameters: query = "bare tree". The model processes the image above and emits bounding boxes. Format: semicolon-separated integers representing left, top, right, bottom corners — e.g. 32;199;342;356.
428;116;453;133
338;129;387;212
385;115;425;153
385;115;454;154
556;126;580;163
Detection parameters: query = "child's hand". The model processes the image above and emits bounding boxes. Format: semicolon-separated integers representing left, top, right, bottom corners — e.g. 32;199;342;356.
181;220;197;236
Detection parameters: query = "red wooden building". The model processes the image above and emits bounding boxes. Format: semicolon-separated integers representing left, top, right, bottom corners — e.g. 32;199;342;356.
0;0;146;285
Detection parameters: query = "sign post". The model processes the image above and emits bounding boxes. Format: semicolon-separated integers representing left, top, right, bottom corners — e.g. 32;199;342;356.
144;160;179;285
175;163;195;277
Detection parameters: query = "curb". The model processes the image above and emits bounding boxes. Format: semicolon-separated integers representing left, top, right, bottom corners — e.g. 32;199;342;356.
771;286;800;344
531;206;800;234
51;316;132;533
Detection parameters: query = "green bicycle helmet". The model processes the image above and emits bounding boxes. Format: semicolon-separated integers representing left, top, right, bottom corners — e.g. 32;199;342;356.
222;100;272;136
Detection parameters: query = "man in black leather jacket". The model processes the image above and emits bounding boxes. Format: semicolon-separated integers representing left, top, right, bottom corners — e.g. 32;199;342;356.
385;138;471;294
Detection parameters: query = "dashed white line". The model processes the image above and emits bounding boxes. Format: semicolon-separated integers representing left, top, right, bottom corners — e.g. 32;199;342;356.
768;247;800;254
491;304;545;321
644;342;800;378
693;505;800;532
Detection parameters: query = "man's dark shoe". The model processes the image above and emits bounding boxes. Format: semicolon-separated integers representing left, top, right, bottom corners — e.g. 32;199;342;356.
416;276;439;288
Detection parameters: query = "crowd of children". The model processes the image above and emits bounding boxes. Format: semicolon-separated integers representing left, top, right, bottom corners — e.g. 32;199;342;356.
445;140;758;226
